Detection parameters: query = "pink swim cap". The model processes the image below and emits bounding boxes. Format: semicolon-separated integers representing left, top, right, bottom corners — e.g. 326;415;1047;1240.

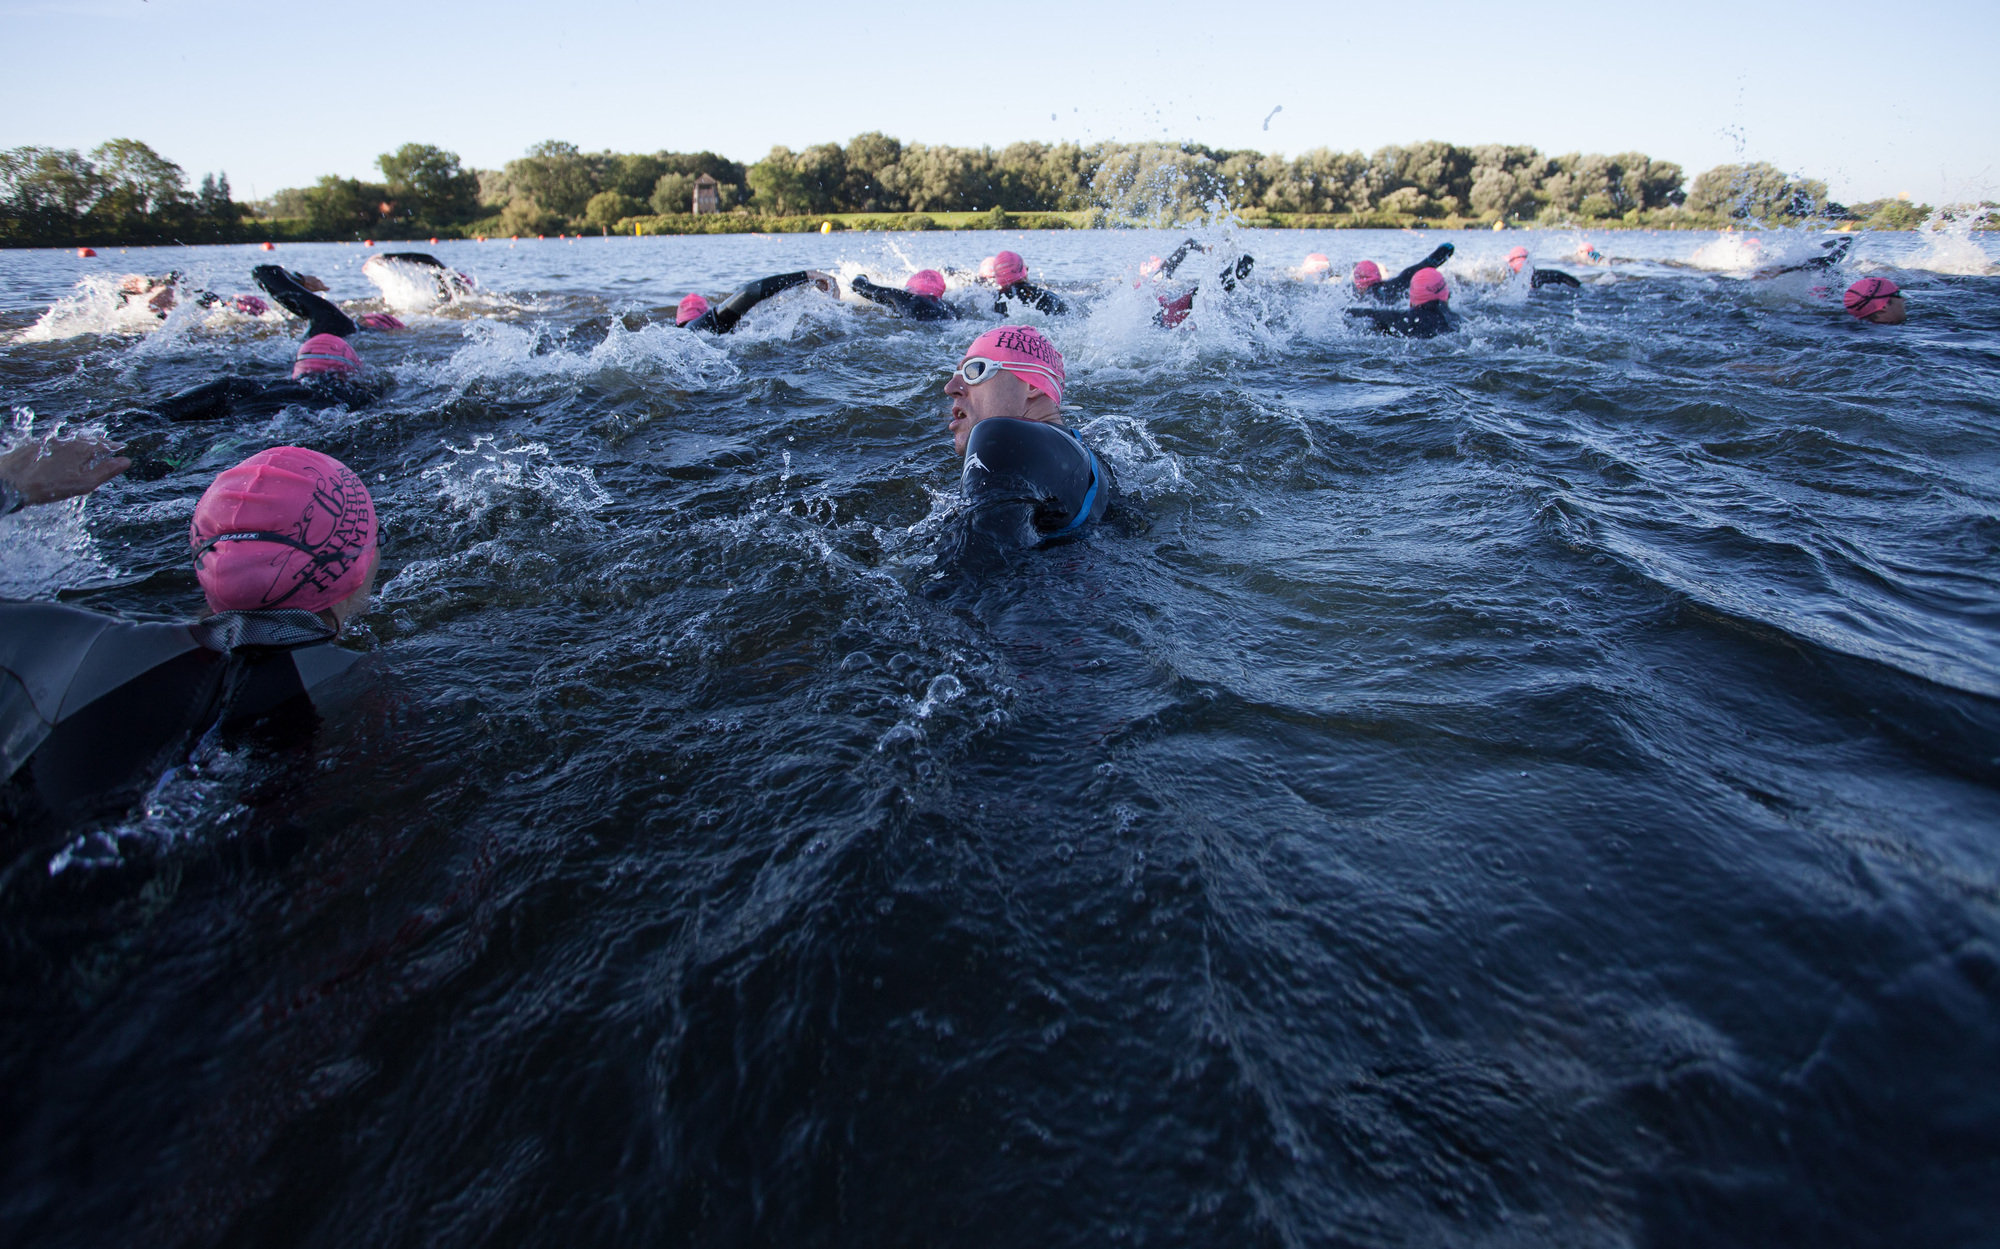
1302;253;1331;276
356;312;406;331
675;293;710;326
1353;260;1382;292
962;324;1064;407
1409;267;1450;307
233;294;270;317
190;446;378;615
292;333;360;379
1843;277;1901;319
1139;255;1165;278
905;269;947;298
977;256;998;281
1507;245;1529;273
991;251;1026;287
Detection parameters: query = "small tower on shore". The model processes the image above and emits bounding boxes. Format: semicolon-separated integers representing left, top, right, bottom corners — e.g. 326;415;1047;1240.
691;174;720;216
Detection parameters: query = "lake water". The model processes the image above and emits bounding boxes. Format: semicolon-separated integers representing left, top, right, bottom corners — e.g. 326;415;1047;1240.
2;225;1998;1247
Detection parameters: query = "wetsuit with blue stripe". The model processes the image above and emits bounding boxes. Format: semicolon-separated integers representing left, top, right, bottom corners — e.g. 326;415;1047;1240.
958;417;1109;548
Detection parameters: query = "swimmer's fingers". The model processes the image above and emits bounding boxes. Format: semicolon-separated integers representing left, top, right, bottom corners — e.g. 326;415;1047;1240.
0;434;132;505
297;273;330;292
806;269;838;294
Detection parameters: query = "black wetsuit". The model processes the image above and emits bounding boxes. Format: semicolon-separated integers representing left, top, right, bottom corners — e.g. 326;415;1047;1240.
994;279;1070;317
682;271;824;334
851;275;959;321
1766;236;1854;277
1530;268;1581;289
1345;301;1456;339
371;252;471;298
1363;243;1456;303
958;417;1109;548
0;601;357;831
144;266;387;421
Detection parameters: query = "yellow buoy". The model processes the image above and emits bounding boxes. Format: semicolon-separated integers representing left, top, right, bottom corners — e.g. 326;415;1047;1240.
821;221;833;234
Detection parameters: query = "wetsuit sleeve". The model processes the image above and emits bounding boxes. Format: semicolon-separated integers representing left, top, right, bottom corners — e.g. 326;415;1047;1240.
1;480;21;516
379;252;447;268
709;271;817;334
1531;269;1581;289
1379;243;1455;298
851;275;921;314
252;264;357;339
998;280;1069;316
1157;238;1204;279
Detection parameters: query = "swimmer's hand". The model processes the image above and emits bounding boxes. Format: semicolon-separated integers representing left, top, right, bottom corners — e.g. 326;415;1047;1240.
295;273;330;293
0;433;131;506
805;269;838;294
851;274;875;289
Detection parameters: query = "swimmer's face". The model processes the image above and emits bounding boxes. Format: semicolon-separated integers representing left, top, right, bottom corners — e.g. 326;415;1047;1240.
1866;295;1907;325
944;364;1033;455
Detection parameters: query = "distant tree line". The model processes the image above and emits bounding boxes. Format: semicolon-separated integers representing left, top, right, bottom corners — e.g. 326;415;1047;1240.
0;134;1964;246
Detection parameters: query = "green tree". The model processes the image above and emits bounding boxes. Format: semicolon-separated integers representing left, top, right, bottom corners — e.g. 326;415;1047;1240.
650;173;694;215
1687;162;1830;221
507;140;596;220
88;138;188;235
747;146;807;214
584;190;643;230
300;175;389;238
377;143;480;225
0;146;102;241
840;132;904;211
609;153;666;200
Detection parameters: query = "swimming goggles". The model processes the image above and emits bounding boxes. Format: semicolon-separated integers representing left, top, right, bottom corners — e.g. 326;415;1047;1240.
951;356;1063;389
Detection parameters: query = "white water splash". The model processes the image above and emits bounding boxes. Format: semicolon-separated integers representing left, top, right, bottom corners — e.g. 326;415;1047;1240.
1911;204;1998;275
439;317;739;391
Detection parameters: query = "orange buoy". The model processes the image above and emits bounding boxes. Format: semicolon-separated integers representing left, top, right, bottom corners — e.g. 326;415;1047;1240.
261;241;275;250
363;239;374;247
429;237;438;245
77;247;96;257
538;234;545;240
477;235;486;242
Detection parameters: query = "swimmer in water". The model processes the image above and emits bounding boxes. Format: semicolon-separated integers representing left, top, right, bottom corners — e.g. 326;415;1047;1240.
1755;236;1854;279
1152;238;1257;327
1843;277;1906;324
675;270;839;333
362;251;477;303
1354;243;1455;303
851;269;960;321
0;432;131;517
141;266;398;422
1506;246;1582;290
2;446;378;833
986;251;1071;317
1299;253;1334;281
944;324;1108;546
116;271;271;319
1346;267;1455;338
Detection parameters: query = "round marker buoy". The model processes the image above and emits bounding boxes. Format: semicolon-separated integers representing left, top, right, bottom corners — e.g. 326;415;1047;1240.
429;237;438;245
364;239;374;247
261;241;275;250
77;246;96;257
821;221;832;234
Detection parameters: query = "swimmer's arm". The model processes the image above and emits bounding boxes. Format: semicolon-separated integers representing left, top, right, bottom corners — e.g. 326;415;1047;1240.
1531;269;1581;289
1157;238;1204;279
378;252;447;268
711;270;836;333
1002;280;1069;316
252;264;357;338
850;275;921;315
0;434;130;511
1382;243;1455;295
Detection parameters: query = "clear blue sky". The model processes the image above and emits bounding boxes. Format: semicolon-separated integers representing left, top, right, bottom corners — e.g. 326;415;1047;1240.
2;0;1991;205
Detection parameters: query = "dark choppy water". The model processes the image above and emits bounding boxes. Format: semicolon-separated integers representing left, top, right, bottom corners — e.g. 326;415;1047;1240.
2;227;1998;1248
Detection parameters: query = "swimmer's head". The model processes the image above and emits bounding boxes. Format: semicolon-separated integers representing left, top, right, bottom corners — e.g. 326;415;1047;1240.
978;255;999;283
292;333;361;379
190;446;379;620
1409;268;1450;307
1302;253;1331;278
905;269;947;299
675;293;710;326
1507;245;1529;273
1844;277;1905;324
1139;255;1165;278
991;251;1027;287
1353;260;1382;293
1576;241;1602;262
945;325;1065;454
